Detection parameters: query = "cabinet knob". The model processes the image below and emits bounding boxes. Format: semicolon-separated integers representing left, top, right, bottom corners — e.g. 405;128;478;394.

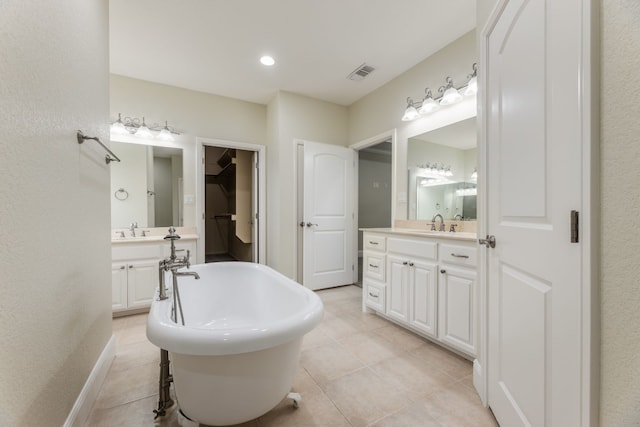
120;266;125;270
440;269;446;274
129;265;134;269
402;261;408;265
408;262;414;267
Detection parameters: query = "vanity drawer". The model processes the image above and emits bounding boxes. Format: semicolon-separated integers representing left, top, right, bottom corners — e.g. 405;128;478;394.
112;243;161;261
387;237;437;261
439;243;477;267
364;252;386;282
364;280;386;312
364;234;386;252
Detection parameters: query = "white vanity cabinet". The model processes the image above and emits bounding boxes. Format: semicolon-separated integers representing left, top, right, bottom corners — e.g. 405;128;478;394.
111;235;198;314
111;260;158;311
437;242;478;356
362;229;478;358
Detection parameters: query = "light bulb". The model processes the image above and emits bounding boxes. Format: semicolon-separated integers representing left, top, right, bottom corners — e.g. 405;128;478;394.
401;98;419;121
465;76;478;96
440;87;463;105
418;89;440;114
110;121;127;135
135;117;152;138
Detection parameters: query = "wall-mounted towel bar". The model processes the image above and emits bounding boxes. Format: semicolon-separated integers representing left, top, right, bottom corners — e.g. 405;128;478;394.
77;130;121;164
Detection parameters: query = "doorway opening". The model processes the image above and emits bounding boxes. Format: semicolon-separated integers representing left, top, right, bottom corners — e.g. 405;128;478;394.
203;146;254;262
356;140;393;286
196;138;266;265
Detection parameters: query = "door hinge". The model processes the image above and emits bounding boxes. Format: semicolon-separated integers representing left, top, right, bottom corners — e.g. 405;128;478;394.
352;264;354;271
202;212;205;220
571;210;579;243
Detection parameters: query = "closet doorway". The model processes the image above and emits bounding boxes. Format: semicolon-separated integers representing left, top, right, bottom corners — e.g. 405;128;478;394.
351;131;395;287
196;138;266;265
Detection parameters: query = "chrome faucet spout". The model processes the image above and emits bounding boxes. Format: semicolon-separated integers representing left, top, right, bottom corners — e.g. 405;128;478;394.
174;271;200;280
432;214;445;232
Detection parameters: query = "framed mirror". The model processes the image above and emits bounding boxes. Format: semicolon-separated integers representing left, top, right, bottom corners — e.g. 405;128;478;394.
110;141;184;229
407;117;477;221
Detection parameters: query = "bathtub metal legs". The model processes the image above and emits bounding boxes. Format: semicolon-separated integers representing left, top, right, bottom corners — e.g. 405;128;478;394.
287;392;302;408
153;349;174;419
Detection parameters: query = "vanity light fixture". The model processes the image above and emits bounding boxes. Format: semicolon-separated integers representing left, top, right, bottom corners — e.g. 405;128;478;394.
464;63;478;96
470;168;478;181
401;63;478;121
418;88;439;114
157;121;175;141
110;113;181;140
438;77;463;106
418;162;454;177
401;98;420;122
135;117;153;138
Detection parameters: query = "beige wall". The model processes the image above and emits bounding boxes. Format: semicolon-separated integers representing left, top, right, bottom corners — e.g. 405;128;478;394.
267;91;349;277
0;1;112;425
110;75;267;229
348;31;478;221
600;0;640;424
348;31;477;145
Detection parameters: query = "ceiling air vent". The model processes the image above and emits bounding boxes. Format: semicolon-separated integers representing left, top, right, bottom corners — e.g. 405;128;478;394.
347;63;376;81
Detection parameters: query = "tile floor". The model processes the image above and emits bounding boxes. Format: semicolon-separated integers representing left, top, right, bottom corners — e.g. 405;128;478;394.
86;285;498;426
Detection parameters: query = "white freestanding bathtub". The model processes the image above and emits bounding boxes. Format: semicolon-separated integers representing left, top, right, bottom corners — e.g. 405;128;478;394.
146;262;323;426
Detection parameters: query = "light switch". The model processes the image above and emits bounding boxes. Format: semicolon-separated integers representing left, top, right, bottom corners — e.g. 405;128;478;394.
184;194;195;205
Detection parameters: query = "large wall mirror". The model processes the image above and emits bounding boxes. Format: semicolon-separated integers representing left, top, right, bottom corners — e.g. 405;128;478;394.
110;141;184;229
407;117;477;221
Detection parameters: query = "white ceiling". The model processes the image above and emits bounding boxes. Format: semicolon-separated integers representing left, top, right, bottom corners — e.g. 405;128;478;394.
109;1;476;106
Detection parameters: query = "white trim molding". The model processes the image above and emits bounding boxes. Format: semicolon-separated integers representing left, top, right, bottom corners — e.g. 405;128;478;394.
63;335;116;427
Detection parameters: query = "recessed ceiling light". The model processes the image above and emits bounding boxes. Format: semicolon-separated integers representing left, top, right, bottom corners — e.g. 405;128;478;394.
260;55;275;66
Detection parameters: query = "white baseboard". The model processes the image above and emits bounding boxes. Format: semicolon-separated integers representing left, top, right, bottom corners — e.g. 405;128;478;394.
63;335;116;427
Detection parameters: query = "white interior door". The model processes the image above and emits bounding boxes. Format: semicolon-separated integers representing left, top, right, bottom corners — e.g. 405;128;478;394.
302;141;354;290
483;0;591;425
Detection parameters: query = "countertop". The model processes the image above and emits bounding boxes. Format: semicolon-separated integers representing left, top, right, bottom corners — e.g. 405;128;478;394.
361;228;478;242
111;233;199;244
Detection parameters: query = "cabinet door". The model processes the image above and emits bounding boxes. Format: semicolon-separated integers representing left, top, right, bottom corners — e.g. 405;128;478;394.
111;263;128;311
409;259;438;338
386;255;409;323
127;260;159;309
438;266;476;356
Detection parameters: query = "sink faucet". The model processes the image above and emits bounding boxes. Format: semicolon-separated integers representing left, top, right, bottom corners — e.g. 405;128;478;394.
129;221;138;237
432;214;445;232
449;223;458;232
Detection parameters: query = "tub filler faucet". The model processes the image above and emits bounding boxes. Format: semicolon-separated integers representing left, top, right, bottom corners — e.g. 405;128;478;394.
155;226;200;420
158;226;199;301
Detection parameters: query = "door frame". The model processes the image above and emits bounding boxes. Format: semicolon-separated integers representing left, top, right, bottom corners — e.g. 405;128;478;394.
478;0;600;420
195;137;266;265
349;129;397;284
293;139;360;284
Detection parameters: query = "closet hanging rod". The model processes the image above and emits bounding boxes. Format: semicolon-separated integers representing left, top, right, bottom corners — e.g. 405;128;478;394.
77;130;121;164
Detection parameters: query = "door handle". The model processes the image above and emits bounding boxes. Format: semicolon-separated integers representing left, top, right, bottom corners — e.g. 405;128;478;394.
478;235;496;248
306;222;318;227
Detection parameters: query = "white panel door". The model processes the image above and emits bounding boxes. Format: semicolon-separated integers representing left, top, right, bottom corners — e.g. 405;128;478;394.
303;141;354;290
484;0;587;425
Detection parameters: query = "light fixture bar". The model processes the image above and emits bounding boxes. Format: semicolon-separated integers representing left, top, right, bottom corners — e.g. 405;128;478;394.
401;63;478;121
110;114;181;140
